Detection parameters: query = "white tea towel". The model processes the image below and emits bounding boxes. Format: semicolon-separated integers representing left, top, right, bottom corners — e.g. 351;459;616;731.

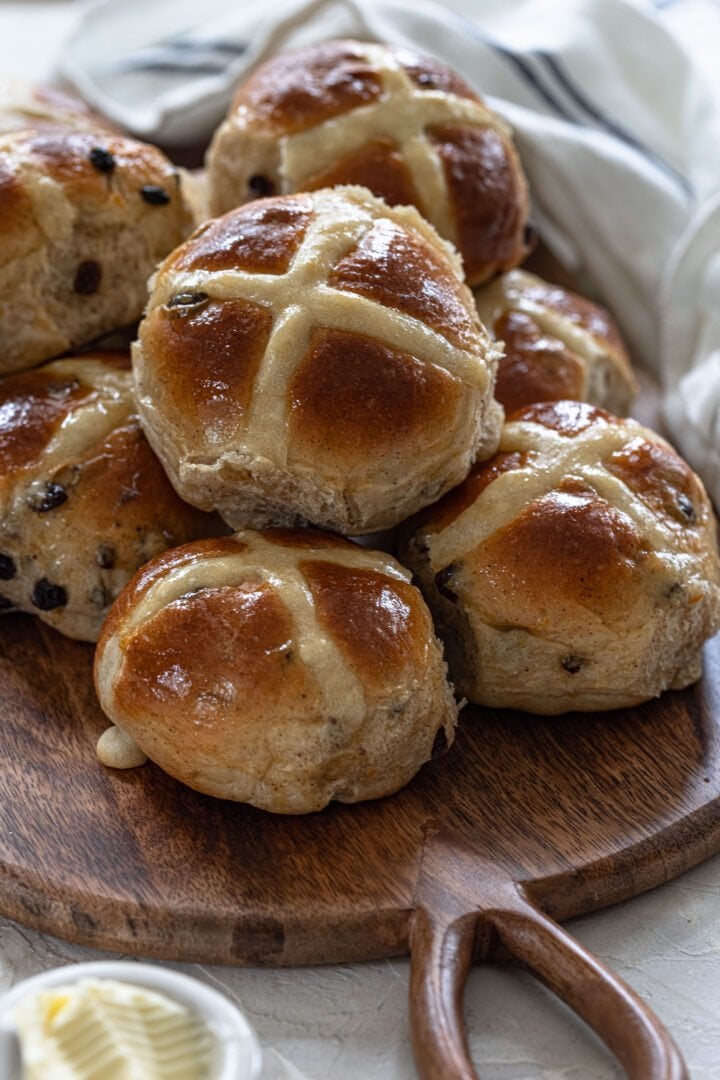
60;0;720;502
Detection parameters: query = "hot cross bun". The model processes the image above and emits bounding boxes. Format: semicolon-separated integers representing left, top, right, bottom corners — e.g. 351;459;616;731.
0;78;117;138
94;528;457;813
0;352;218;641
206;39;530;285
133;185;503;535
400;401;720;714
0;128;193;373
474;270;637;414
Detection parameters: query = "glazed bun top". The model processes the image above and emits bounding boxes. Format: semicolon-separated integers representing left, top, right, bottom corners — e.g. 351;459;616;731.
0;352;216;641
207;39;530;284
474;269;637;415
402;399;720;712
100;529;437;725
0;78;117;138
0;127;193;373
134;185;503;533
0;127;189;266
415;400;720;638
95;528;457;812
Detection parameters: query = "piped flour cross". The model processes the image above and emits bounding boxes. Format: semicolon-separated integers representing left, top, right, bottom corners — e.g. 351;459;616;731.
277;42;508;246
428;417;697;572
148;189;494;466
124;530;414;729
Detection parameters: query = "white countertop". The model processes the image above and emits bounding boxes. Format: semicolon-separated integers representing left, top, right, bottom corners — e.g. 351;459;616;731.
0;2;719;1077
2;854;720;1079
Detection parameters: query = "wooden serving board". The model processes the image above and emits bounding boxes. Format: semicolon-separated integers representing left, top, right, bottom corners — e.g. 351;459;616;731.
1;608;718;1079
0;281;709;1079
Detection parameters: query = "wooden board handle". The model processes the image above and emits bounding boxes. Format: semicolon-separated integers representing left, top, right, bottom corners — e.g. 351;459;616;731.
409;832;688;1080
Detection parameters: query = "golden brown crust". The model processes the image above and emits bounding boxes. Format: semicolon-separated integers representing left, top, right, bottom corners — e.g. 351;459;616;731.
24;131;148;200
606;436;708;535
0;128;193;373
0;368;95;475
0;353;218;641
206;39;530;285
303;136;420;207
474;270;637;415
468;479;648;629
301;559;432;694
429;124;529;283
233;40;385;135
400;401;720;714
510;399;612;435
135;186;501;535
395;48;480;100
103;535;248;641
94;528;458;812
413;451;529;533
494;310;585;413
288;328;464;474
170;196;313;275
114;582;320;732
63;419;209;558
520;278;627;356
141;298;272;438
328;218;479;349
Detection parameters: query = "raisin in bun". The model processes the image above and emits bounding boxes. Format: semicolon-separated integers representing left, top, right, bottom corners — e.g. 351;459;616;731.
0;352;219;641
94;529;457;813
400;401;720;715
134;185;503;535
206;39;530;285
474;270;637;415
0;128;193;373
0;78;117;138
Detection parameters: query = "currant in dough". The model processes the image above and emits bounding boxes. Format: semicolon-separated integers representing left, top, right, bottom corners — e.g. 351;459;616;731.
133;185;503;535
0;352;218;641
206;39;530;285
0;127;193;372
400;400;720;714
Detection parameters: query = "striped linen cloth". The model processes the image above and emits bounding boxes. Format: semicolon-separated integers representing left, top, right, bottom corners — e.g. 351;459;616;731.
60;0;720;502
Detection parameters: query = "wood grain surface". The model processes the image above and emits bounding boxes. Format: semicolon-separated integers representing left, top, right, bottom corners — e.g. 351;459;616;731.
0;272;716;1075
1;617;718;1077
0;615;718;966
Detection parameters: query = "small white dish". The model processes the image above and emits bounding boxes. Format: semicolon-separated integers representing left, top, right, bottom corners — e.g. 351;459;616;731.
0;960;262;1080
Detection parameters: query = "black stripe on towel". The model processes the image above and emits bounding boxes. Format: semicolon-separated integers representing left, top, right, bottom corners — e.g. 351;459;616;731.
487;42;578;120
169;37;249;56
111;35;247;76
537;50;692;195
439;6;693;199
115;58;229;74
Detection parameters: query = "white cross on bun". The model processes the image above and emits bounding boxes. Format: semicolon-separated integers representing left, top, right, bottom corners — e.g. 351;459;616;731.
133;185;504;535
0;128;193;373
0;352;219;641
474;269;637;415
94;529;458;813
400;400;720;714
206;39;530;285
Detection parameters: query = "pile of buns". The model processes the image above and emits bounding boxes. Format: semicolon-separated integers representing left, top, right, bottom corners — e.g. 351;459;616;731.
1;41;718;814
